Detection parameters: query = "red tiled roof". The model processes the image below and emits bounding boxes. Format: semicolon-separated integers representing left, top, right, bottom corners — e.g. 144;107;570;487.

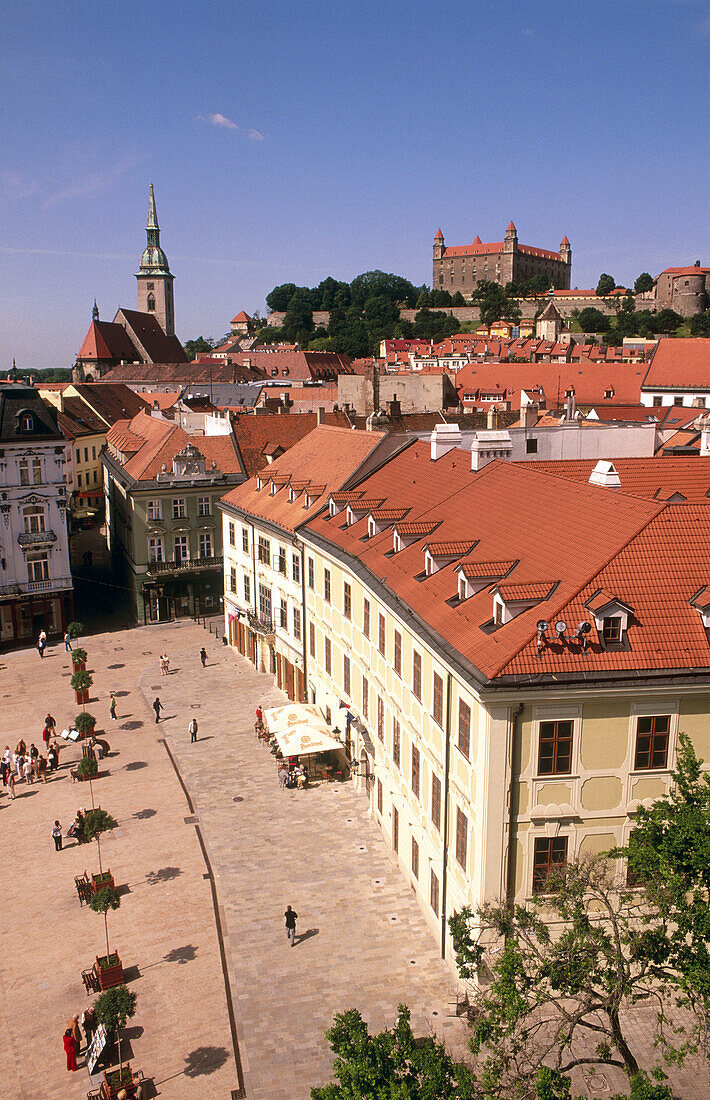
396;521;439;536
496;581;557;602
330;491;364;504
116;309;188;364
661;267;710;276
305;448;667;682
220;426;391;536
231;350;354;382
442;240;563;261
231;412;349;479
643;338;710;392
372;508;409;521
231;311;252;323
460;559;517;579
107;409;243;481
349;498;386;511
78;320;138;362
456;359;645;409
427;541;475;557
520;456;710;503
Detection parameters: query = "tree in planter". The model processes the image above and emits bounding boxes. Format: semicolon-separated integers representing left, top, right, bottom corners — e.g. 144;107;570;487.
76;756;98;781
89;886;120;969
70;669;93;707
70;646;88;669
74;711;97;738
83;807;117;876
93;984;137;1080
66;620;84;639
448;853;702;1098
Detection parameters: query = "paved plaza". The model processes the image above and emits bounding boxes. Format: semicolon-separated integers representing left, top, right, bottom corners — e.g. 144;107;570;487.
0;621;465;1100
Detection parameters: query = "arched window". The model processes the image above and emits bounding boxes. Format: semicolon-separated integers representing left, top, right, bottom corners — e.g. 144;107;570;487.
147;293;156;312
17;410;34;432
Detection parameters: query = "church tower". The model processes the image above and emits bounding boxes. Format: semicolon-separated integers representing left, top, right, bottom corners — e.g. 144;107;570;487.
135;184;175;336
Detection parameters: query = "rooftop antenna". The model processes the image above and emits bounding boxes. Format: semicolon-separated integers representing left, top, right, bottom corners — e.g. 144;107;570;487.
555;620;567;642
574;620;592;651
536;619;548;654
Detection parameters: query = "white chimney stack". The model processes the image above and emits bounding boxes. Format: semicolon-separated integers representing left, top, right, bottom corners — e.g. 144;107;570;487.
589;460;621;490
430;423;462;461
696;413;710;456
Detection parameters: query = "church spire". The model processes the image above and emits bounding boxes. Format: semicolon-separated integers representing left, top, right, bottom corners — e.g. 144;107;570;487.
147;182;159;231
138;184;170;274
92;299;99;322
136;183;175;336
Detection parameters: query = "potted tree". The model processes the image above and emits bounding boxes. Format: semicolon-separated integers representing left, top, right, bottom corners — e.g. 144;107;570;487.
93;985;138;1097
70;646;88;672
89;886;124;989
66;620;84;641
71;668;93;705
75;711;97;739
84;807;117;890
76;755;99;782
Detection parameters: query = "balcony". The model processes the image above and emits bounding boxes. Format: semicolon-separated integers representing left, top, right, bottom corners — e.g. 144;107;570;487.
18;529;57;547
247;609;274;636
20;577;72;594
146;555;223;576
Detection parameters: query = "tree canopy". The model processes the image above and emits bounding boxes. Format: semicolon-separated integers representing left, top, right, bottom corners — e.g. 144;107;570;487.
578;307;610;333
596;274;616;297
183;336;215;360
634;273;654;294
471;281;521;328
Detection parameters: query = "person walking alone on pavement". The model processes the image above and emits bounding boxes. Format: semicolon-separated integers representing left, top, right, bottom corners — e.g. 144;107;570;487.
52;820;63;851
109;693;117;721
284;904;298;946
153;697;164;724
63;1029;77;1072
200;646;207;668
64;631;72;652
189;717;198;743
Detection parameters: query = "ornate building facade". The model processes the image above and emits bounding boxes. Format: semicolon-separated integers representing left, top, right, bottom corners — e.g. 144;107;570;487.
433;222;571;296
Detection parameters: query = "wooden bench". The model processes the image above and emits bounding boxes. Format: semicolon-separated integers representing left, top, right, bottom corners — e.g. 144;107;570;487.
81;967;100;994
75;871;93;906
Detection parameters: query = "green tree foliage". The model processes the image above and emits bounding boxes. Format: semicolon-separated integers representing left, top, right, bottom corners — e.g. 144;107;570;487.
266;283;300;312
634;273;654;294
88;885;121;961
690;312;710;337
652;309;683;334
449;853;705;1097
430;289;454;307
452;291;466;306
596;274;616;297
350;271;419;309
311;1004;478;1099
412;309;460;341
282;290;315;345
83;808;117;876
578;307;610;333
471;282;521;328
93;984;137;1073
183;336;215;360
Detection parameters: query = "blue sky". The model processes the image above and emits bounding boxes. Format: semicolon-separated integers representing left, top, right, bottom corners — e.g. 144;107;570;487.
1;0;709;370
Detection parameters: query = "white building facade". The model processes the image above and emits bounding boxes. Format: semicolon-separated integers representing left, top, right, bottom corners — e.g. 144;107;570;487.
0;386;73;645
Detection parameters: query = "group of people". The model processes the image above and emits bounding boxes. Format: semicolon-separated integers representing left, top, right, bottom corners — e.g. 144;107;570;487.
1;737;59;797
159;653;171;676
62;1006;97;1072
278;762;308;790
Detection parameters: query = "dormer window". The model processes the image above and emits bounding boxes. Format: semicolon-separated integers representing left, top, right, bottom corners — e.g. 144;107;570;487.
256;476;264;490
393;531;402;553
602;616;621;643
491;580;558;626
20;414;33;432
604;387;614;400
458;574;467;600
368;517;376;538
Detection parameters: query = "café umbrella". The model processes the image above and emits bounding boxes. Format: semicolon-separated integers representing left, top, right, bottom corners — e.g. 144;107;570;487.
264;703;342;756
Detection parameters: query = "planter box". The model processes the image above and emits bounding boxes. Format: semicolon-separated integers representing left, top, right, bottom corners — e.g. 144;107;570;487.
101;1064;139;1099
92;871;114;894
77;765;98;781
71;659;86;671
75;688;90;705
94;953;124;990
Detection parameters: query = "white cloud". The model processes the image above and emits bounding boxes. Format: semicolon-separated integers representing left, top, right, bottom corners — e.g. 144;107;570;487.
247;129;264;141
207;112;239;130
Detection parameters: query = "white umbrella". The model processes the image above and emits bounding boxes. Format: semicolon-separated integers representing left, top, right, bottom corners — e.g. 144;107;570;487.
264;704;342;756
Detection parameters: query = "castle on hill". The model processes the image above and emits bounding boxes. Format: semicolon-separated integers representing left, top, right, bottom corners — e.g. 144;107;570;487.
433;222;572;296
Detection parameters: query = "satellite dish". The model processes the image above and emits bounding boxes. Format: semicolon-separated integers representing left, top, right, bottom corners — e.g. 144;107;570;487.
537;620;548;633
577;621;592;635
555;620;567;636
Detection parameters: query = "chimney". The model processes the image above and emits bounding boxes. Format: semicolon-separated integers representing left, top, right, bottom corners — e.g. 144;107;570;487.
317;407;326;425
696;413;710;456
589;460;621;490
487;406;498;430
430;423;462;461
519;403;538;430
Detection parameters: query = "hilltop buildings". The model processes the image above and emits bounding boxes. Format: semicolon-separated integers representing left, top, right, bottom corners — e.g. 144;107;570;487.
432;222;572;295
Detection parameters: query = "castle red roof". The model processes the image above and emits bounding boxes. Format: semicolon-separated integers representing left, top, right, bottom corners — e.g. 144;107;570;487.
231;310;252;323
442;241;563;262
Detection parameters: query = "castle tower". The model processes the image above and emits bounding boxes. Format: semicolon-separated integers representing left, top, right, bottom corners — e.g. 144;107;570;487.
503;220;518;254
135;184;175;336
433;227;445;262
560;235;571;269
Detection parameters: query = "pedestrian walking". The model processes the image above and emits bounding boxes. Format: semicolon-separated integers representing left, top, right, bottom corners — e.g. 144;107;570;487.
37;755;47;783
48;745;59;773
42;725;51;752
284;904;298;946
64;631;72;651
200;646;207;668
189;717;198;743
52;820;63;851
45;713;56;735
63;1029;77;1072
0;747;9;786
23;756;33;784
153;697;164;723
159;654;167;676
37;635;45;658
109;693;117;721
8;773;15;800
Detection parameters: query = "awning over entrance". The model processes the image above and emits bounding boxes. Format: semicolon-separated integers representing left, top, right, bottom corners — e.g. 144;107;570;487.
264;703;342;756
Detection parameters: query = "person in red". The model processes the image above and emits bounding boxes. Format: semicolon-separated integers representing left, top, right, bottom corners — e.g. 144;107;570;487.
63;1028;77;1071
42;725;51;753
255;704;263;724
